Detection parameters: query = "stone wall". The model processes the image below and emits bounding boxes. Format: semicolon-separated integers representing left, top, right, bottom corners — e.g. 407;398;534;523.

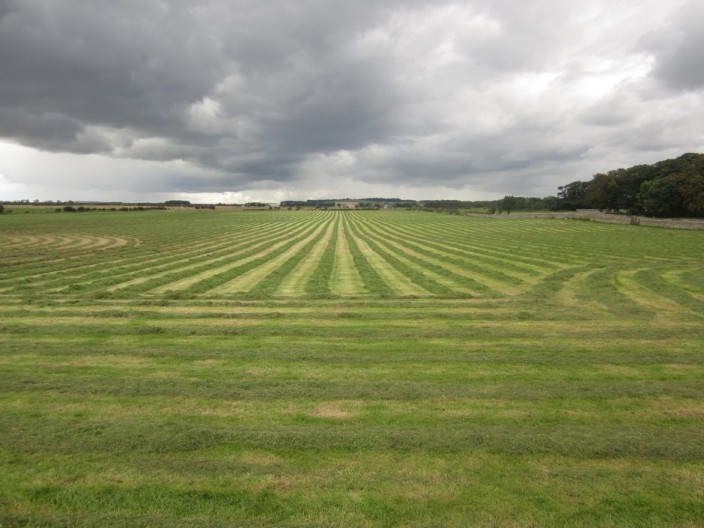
467;210;704;230
569;210;704;230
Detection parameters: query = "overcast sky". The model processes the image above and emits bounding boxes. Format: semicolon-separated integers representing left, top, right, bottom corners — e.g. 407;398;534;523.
1;0;703;203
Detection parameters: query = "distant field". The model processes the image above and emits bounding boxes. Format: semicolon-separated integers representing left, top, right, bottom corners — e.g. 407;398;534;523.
1;210;703;527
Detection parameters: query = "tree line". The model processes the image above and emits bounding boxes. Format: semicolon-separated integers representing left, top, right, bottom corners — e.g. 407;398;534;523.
420;196;558;214
3;153;701;218
556;153;704;217
421;153;704;218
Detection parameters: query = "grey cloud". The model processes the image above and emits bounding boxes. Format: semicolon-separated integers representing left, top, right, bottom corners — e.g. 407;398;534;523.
645;1;704;91
261;66;406;153
0;108;110;153
0;109;82;145
580;94;638;127
652;33;704;91
0;1;411;170
0;0;702;200
0;1;224;131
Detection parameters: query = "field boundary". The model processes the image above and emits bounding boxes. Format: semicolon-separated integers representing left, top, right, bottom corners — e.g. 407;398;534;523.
466;210;704;230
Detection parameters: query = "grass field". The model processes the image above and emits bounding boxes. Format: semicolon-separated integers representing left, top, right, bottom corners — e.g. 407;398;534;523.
1;209;703;527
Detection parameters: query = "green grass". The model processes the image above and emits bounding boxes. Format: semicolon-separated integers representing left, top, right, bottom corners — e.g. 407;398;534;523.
1;209;703;527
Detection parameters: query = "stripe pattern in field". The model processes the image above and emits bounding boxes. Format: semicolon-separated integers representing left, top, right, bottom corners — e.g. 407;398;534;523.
1;210;703;309
1;234;135;263
2;209;704;527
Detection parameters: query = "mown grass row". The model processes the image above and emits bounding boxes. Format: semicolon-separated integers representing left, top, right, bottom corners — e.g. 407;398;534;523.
0;214;239;284
122;216;322;297
0;211;320;282
1;209;703;527
1;294;703;526
4;209;702;305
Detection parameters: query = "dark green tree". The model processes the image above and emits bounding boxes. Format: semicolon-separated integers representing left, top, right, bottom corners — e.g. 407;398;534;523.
557;181;590;210
556;153;704;217
498;195;518;214
543;196;560;210
586;173;620;211
676;173;704;216
639;176;683;217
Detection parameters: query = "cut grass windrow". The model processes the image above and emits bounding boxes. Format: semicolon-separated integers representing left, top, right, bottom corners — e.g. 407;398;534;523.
330;215;367;296
349;220;461;297
275;218;337;297
344;216;428;297
348;216;524;296
149;219;322;295
351;218;495;297
359;213;570;274
661;267;704;303
613;268;692;318
208;219;331;295
2;209;704;527
304;217;339;297
362;214;575;276
375;211;627;267
105;219;308;294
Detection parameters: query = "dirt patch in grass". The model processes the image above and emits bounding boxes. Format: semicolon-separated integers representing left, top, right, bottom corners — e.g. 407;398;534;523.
637;397;704;418
311;403;359;419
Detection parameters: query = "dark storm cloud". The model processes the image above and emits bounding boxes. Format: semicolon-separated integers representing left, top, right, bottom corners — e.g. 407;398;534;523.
0;0;702;200
0;1;224;136
0;1;419;178
0;108;109;153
